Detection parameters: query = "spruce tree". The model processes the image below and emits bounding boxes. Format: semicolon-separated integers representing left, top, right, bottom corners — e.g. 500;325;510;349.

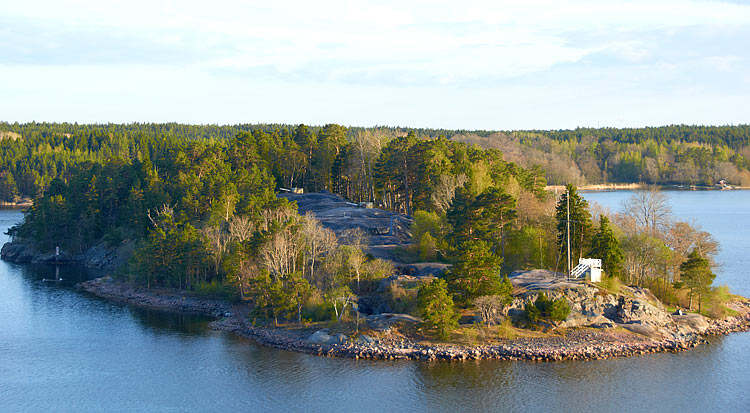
590;216;624;279
417;279;459;340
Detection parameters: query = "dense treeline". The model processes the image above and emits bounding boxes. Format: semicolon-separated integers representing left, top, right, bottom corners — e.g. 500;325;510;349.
455;125;750;187
3;122;749;203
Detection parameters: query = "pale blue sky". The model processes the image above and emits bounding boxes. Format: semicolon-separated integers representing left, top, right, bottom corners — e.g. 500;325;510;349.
2;0;749;130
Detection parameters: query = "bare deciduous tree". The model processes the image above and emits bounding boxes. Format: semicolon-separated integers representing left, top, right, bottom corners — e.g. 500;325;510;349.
260;228;303;280
147;203;176;229
300;212;338;284
341;227;369;249
202;225;228;274
430;173;468;214
350;130;386;202
621;188;672;234
665;220;719;280
342;245;367;293
259;204;297;232
328;286;356;321
474;295;505;326
228;215;254;243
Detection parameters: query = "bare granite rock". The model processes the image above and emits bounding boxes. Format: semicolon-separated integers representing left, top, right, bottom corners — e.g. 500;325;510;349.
279;191;413;248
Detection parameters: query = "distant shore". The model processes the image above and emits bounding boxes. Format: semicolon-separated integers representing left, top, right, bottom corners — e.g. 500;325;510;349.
77;277;750;362
546;183;750;192
546;183;645;192
0;198;32;208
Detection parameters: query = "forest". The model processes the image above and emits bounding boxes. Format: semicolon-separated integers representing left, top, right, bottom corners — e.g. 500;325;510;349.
0;122;731;335
454;125;750;187
2;122;750;203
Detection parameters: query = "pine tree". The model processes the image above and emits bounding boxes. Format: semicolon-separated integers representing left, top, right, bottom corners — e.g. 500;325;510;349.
473;187;517;261
680;250;715;312
447;240;507;303
555;184;592;272
0;171;18;202
417;279;459;340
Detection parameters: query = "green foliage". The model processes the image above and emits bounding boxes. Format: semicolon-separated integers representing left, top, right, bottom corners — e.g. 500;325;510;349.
412;210;443;241
0;171;18;202
523;301;541;323
6;121;734;330
680;250;716;311
412;210;446;261
549;297;571;321
418;279;459;340
447;240;507;303
555;184;593;271
524;293;570;324
599;275;622;295
590;216;624;278
504;225;552;272
701;285;735;318
195;279;238;302
128;216;213;290
418;232;439;261
302;301;336;323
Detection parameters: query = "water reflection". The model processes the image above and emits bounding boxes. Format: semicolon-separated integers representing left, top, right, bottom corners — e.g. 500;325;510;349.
128;307;213;336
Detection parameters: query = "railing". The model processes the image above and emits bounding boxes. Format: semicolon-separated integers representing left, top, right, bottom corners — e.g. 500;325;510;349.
571;263;589;279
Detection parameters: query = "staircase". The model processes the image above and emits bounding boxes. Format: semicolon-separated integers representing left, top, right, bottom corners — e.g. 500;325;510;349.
570;263;589;279
570;258;602;281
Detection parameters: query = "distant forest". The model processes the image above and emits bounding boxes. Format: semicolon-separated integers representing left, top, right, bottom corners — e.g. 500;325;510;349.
2;122;749;204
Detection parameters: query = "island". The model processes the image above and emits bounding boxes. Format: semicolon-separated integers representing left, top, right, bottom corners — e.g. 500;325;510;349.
2;123;749;362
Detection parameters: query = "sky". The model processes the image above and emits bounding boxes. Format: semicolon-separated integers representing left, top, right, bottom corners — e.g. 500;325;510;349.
1;0;749;130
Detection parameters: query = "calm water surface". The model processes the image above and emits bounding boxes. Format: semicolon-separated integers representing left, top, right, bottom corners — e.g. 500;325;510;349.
1;192;749;412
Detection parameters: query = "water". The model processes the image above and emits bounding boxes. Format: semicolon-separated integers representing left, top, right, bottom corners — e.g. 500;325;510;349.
1;192;749;412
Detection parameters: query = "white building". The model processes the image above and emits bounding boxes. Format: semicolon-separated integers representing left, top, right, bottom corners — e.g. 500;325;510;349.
571;258;602;282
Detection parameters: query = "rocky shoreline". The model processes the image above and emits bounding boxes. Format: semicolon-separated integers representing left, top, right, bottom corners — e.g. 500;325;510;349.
79;277;231;317
2;240;133;270
78;277;750;362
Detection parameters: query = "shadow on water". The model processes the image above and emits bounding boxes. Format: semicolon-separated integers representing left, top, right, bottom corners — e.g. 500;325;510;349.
8;260;214;337
14;262;106;286
127;306;214;335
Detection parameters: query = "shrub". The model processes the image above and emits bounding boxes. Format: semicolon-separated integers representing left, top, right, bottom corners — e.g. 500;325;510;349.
195;280;237;302
474;295;508;326
386;283;418;315
524;301;541;323
524;293;570;323
534;293;552;314
549;298;571;321
702;285;734;318
462;326;479;345
363;258;395;280
600;275;622;295
302;302;336;322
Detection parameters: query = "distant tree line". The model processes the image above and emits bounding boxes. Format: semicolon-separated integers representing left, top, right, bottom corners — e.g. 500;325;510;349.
453;125;750;187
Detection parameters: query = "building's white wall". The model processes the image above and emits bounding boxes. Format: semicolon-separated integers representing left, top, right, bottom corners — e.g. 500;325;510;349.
590;267;602;282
